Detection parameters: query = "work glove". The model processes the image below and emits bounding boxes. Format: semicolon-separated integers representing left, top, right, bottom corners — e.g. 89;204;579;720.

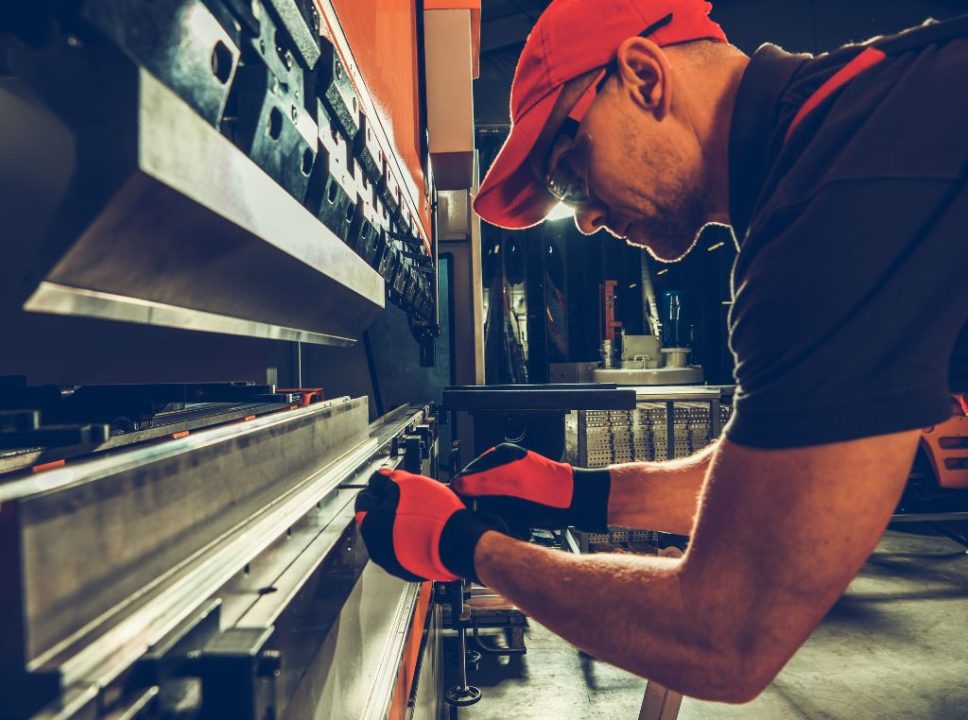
451;443;611;534
354;467;501;583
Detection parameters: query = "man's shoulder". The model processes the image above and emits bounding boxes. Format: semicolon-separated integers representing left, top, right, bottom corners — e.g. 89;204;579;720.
752;38;966;233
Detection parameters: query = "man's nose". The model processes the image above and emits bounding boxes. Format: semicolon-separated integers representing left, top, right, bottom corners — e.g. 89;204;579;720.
574;201;608;235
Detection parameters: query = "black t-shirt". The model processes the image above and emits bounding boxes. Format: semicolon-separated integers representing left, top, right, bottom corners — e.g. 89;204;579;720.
723;19;968;449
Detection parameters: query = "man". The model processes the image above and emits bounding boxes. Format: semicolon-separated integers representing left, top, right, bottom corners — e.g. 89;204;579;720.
355;0;968;703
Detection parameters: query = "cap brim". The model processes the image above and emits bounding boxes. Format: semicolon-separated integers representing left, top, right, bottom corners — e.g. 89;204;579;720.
473;86;564;230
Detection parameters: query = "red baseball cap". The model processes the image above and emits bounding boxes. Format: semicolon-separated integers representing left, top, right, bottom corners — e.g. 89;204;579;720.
473;0;727;230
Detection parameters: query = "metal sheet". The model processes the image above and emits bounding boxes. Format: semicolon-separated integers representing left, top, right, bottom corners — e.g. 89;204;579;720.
281;564;421;720
0;396;369;675
1;396;435;718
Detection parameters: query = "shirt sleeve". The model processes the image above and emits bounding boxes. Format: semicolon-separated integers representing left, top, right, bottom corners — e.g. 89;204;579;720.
724;178;968;449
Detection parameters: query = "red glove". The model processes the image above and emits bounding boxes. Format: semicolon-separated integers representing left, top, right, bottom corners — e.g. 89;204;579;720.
354;468;500;583
451;443;611;534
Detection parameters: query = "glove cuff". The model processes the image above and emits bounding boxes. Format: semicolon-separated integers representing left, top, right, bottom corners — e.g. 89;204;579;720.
439;509;501;584
571;467;612;533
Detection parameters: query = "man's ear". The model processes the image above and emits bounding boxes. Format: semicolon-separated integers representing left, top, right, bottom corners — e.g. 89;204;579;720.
614;37;671;120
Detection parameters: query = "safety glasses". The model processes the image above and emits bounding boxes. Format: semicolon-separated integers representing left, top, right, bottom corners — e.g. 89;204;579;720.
541;13;674;208
543;117;590;205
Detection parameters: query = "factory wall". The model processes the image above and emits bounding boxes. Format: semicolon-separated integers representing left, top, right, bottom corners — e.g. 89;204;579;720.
474;0;967;386
476;0;968;126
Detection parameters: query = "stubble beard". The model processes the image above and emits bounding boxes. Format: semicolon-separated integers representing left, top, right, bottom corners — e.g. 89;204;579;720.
626;182;710;263
622;134;712;262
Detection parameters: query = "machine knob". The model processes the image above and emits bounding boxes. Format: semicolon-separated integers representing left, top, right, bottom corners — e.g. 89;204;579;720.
413;424;433;458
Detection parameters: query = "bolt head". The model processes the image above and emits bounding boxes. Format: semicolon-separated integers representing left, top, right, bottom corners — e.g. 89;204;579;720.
257;650;282;677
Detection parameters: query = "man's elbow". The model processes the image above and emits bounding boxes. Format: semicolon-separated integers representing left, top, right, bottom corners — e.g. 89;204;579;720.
692;642;786;704
709;654;780;704
617;627;787;704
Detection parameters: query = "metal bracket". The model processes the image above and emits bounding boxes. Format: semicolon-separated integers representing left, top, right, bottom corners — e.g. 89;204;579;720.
191;627;279;720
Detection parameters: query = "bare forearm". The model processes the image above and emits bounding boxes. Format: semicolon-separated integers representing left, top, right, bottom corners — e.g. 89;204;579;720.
606;441;718;534
470;435;918;706
474;531;742;701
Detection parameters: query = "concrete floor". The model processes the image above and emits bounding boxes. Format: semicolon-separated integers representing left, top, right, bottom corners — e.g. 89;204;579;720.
445;526;968;720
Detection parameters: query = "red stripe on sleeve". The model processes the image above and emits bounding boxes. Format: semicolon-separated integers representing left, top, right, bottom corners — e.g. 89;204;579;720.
784;47;887;145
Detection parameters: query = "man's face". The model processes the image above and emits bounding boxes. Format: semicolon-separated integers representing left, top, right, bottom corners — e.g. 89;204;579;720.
538;51;714;262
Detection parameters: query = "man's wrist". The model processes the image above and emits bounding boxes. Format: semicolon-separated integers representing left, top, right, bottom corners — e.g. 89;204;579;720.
439;510;503;583
471;529;516;587
571;466;612;532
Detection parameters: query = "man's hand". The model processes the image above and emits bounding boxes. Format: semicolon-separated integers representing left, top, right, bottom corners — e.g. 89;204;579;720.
355;468;500;583
452;443;611;533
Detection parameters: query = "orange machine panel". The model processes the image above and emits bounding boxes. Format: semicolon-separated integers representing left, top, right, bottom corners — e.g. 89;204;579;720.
388;581;433;720
921;396;968;489
325;0;432;240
